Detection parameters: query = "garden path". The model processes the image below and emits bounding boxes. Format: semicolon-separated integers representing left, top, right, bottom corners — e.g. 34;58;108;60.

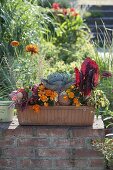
78;0;113;5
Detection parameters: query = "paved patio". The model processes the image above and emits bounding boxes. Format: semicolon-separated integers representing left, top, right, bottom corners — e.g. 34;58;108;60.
78;0;113;5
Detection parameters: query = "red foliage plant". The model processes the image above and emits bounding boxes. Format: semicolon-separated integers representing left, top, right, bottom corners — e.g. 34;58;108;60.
75;57;99;96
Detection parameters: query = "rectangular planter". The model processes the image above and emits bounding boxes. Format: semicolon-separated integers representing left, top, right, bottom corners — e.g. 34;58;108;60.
17;106;95;126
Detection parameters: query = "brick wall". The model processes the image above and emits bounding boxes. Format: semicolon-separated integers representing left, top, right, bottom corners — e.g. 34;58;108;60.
0;119;105;170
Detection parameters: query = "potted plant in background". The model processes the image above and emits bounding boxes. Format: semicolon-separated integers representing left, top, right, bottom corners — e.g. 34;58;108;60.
10;57;100;126
0;53;15;122
0;96;14;122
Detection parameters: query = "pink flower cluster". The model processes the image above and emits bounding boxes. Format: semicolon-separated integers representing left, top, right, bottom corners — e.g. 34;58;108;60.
52;2;79;17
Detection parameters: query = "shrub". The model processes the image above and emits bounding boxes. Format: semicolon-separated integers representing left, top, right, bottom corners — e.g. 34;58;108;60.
93;138;113;169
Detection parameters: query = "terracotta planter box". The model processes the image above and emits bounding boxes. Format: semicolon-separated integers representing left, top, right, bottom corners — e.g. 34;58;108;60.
17;106;95;126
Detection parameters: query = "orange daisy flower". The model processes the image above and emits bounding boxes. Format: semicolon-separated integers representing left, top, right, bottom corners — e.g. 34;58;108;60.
73;98;80;107
63;95;68;101
73;98;78;104
45;90;52;97
38;91;45;97
40;95;48;102
68;92;74;99
26;44;39;54
32;104;40;112
10;41;19;47
50;91;58;100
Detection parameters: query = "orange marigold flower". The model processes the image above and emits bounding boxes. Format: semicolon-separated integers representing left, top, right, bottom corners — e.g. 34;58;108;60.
45;90;52;97
63;95;68;101
32;104;40;112
50;91;58;100
40;95;48;102
44;102;49;107
68;92;74;99
50;96;54;101
38;91;45;97
10;41;19;47
73;98;78;104
50;92;56;100
73;98;80;107
26;44;39;54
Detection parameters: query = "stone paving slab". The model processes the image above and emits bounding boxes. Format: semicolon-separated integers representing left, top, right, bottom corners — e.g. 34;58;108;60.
78;0;113;5
0;116;104;130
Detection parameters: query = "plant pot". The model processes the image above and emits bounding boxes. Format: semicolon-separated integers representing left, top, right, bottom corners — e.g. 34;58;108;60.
0;101;15;122
17;106;95;126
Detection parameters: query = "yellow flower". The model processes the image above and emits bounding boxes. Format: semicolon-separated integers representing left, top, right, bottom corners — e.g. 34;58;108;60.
44;102;49;107
38;84;45;91
10;41;19;47
76;102;80;107
40;95;48;102
32;104;40;112
53;91;58;98
66;89;70;93
71;85;75;89
26;44;39;54
68;92;74;99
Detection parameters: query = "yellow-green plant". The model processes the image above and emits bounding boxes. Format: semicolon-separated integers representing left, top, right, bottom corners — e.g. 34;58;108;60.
88;89;110;117
93;138;113;169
